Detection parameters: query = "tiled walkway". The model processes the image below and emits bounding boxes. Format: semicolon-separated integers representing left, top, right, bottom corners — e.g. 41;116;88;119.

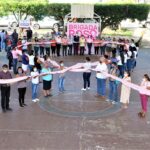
0;49;150;150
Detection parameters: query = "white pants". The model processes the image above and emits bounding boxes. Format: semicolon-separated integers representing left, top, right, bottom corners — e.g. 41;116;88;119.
22;64;28;72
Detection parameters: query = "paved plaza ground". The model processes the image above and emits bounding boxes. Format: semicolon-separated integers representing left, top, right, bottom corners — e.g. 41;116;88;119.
0;48;150;150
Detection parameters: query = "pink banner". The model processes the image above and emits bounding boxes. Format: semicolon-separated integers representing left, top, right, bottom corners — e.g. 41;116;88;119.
67;23;99;38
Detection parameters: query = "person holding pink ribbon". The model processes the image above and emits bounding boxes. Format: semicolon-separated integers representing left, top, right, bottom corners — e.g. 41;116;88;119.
58;61;65;92
16;67;27;107
86;35;93;55
81;57;92;91
138;74;150;118
79;35;86;55
0;64;12;112
95;57;108;99
120;71;131;108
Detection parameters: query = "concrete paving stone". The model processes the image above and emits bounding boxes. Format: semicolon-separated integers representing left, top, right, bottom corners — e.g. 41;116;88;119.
0;49;150;149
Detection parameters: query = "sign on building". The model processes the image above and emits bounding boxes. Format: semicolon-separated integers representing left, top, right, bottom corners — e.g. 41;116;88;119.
19;20;30;28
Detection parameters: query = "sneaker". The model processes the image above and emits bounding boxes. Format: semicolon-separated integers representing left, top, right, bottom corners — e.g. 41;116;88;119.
6;108;13;111
23;103;27;106
105;99;111;102
81;88;86;91
32;99;37;102
2;109;6;113
87;87;90;90
112;101;116;104
35;98;39;101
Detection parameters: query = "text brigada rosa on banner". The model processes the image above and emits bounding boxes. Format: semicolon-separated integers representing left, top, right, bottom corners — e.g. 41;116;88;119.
67;23;99;38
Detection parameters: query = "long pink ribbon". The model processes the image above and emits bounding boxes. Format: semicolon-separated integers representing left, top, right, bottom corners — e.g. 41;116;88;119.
15;41;129;50
0;59;149;96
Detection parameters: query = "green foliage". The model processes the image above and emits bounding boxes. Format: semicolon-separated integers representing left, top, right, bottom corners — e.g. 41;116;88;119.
95;4;150;30
47;3;70;21
0;1;149;31
0;0;48;21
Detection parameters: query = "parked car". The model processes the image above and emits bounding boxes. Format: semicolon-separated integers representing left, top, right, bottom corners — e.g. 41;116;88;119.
141;18;150;28
83;18;98;23
120;19;141;29
32;16;61;30
0;15;18;27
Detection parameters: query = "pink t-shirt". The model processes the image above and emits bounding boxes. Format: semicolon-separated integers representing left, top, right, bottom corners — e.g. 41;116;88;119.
140;80;150;94
86;38;93;43
94;39;100;47
62;38;68;45
12;50;22;59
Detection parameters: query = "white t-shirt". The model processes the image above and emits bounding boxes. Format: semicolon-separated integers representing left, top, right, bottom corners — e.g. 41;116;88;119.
134;51;138;59
55;37;62;44
95;63;108;79
124;54;128;63
31;71;39;84
127;51;132;59
28;55;35;66
117;56;123;66
22;40;27;50
83;62;91;73
130;43;136;47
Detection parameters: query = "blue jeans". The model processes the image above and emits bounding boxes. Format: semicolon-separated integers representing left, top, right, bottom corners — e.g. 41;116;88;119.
131;58;136;70
97;78;106;96
100;46;106;55
13;59;18;74
109;80;119;102
118;65;124;78
58;76;65;91
1;39;5;50
34;46;39;56
29;65;33;72
127;59;132;72
124;63;127;71
32;84;38;99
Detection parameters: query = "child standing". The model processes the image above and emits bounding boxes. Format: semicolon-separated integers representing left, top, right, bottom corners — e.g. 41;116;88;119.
31;66;40;102
58;61;65;92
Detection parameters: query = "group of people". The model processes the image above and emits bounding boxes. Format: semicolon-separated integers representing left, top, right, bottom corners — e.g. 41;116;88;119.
81;54;150;118
0;29;149;119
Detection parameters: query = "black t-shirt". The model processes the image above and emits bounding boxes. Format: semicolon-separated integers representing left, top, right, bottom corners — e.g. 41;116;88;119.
73;35;79;43
34;57;41;70
27;30;33;39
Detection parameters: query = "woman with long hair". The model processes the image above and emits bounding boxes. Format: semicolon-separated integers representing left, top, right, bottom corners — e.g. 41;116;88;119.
117;51;125;78
16;67;27;107
81;57;91;91
138;74;150;118
120;71;131;108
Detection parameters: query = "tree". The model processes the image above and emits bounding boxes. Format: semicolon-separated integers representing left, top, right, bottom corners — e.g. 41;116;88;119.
47;4;150;31
47;3;70;24
0;0;48;23
95;4;150;31
0;1;149;31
